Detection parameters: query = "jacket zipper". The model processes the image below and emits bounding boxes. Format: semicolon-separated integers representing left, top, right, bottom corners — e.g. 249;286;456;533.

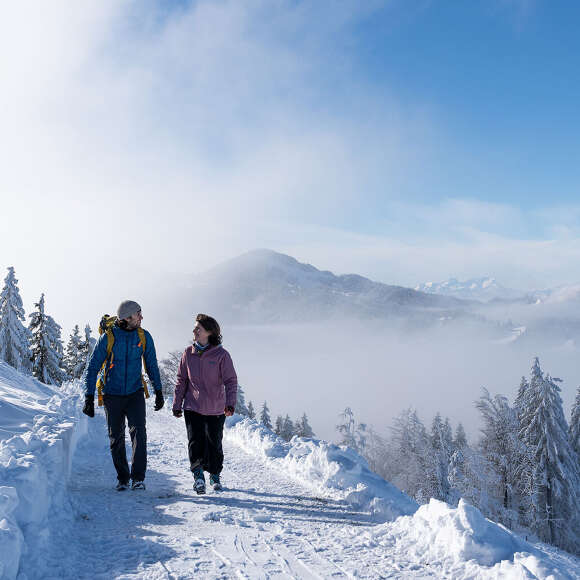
125;337;129;395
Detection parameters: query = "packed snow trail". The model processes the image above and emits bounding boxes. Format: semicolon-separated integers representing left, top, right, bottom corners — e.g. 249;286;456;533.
24;407;429;579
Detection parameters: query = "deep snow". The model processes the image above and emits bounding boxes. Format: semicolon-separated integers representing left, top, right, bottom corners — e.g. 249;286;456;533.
1;363;579;579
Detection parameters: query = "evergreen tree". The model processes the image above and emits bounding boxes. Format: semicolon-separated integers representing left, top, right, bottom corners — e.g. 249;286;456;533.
386;408;432;502
570;385;580;458
475;388;523;527
247;401;256;420
236;384;249;416
78;324;96;378
454;423;468;449
429;412;452;502
29;294;66;385
519;359;580;551
294;413;314;438
337;407;357;448
0;266;31;372
63;325;83;380
280;415;294;441
159;350;182;398
260;401;272;430
274;415;283;436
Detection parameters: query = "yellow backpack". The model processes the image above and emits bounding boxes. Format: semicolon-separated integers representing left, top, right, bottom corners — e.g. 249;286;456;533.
95;315;150;406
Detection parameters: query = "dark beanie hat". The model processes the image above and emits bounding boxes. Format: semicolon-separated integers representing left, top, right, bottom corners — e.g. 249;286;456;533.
117;300;141;320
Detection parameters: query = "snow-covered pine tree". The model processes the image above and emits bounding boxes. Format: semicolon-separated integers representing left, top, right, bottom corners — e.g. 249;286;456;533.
260;401;272;430
280;415;294;441
429;412;452;502
0;266;31;372
274;415;283;436
236;384;249;416
337;407;357;448
63;325;84;380
453;423;468;449
159;350;182;398
570;385;580;458
78;324;96;377
519;359;580;552
294;413;314;438
247;401;256;419
385;408;431;502
475;388;523;527
29;294;66;386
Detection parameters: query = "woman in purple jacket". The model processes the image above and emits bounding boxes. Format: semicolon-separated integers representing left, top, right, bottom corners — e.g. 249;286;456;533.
172;314;238;494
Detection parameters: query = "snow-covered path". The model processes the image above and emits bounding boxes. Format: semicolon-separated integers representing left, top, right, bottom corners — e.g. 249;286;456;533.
25;408;427;580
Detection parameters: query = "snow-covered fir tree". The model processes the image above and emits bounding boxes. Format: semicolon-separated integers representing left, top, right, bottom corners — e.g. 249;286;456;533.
336;407;367;453
385;408;432;502
570;385;580;458
294;413;314;438
78;324;96;377
453;423;468;449
429;412;453;502
63;325;84;380
475;388;523;527
518;359;580;552
260;401;272;430
236;384;249;416
159;350;182;398
0;266;31;372
274;415;283;436
247;401;256;419
29;294;66;386
280;415;294;441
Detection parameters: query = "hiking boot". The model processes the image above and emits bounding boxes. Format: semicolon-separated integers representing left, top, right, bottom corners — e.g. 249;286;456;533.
116;480;130;491
209;474;222;491
193;467;206;495
131;480;146;490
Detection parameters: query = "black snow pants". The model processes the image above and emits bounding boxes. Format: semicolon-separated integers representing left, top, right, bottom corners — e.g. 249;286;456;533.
184;410;226;475
103;389;147;483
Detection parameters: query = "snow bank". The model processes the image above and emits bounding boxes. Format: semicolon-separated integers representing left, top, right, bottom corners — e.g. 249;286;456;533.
368;498;576;579
0;363;85;580
224;415;417;521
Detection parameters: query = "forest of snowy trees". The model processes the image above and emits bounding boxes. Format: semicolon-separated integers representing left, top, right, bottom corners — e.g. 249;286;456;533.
2;265;579;554
340;358;580;555
0;267;96;385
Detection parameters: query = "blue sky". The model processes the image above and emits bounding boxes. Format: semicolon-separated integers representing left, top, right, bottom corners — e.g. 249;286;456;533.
2;0;580;333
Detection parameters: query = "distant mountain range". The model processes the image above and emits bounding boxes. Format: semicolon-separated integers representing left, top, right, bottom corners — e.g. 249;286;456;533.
153;249;580;349
415;277;527;303
181;249;477;325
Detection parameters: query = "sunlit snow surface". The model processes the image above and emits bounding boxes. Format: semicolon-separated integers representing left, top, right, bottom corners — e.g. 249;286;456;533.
0;363;579;579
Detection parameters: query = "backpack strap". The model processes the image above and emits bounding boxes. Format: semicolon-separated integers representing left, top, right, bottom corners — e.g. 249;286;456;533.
96;329;115;407
137;327;150;400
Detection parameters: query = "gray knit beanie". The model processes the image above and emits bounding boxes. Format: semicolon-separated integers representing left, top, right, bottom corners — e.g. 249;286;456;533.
117;300;141;320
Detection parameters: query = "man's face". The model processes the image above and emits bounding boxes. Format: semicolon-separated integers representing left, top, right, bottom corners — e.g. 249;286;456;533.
124;310;143;330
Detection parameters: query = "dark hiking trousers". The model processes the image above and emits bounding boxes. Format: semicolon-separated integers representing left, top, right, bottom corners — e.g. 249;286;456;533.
103;389;147;483
184;410;226;475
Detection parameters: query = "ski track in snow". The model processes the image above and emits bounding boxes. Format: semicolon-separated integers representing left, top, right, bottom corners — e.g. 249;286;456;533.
21;408;433;580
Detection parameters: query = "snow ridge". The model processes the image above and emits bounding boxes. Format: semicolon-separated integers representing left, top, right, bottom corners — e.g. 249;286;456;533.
225;414;418;521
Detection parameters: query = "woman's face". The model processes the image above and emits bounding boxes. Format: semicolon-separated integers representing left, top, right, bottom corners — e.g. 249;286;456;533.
193;322;211;345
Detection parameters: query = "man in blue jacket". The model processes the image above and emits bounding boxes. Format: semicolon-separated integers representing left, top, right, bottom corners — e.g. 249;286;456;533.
82;300;164;491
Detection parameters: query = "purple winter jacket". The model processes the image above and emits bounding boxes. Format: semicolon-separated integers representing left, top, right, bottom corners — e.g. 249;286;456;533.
173;344;238;416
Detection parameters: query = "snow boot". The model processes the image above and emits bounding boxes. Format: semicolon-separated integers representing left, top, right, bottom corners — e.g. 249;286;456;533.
193;467;206;495
209;474;222;491
131;480;146;490
116;480;130;491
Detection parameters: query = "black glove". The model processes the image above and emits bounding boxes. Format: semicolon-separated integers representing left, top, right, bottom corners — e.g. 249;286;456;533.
82;395;95;418
225;405;235;417
154;390;164;411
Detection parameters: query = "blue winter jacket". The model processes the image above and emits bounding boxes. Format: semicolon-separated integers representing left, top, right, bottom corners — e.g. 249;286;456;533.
84;325;163;397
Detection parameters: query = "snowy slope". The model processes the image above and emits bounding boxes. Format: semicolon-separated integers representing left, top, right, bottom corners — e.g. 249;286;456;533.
1;365;579;579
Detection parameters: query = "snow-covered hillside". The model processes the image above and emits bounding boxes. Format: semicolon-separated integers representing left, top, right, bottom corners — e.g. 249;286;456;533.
1;364;579;579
